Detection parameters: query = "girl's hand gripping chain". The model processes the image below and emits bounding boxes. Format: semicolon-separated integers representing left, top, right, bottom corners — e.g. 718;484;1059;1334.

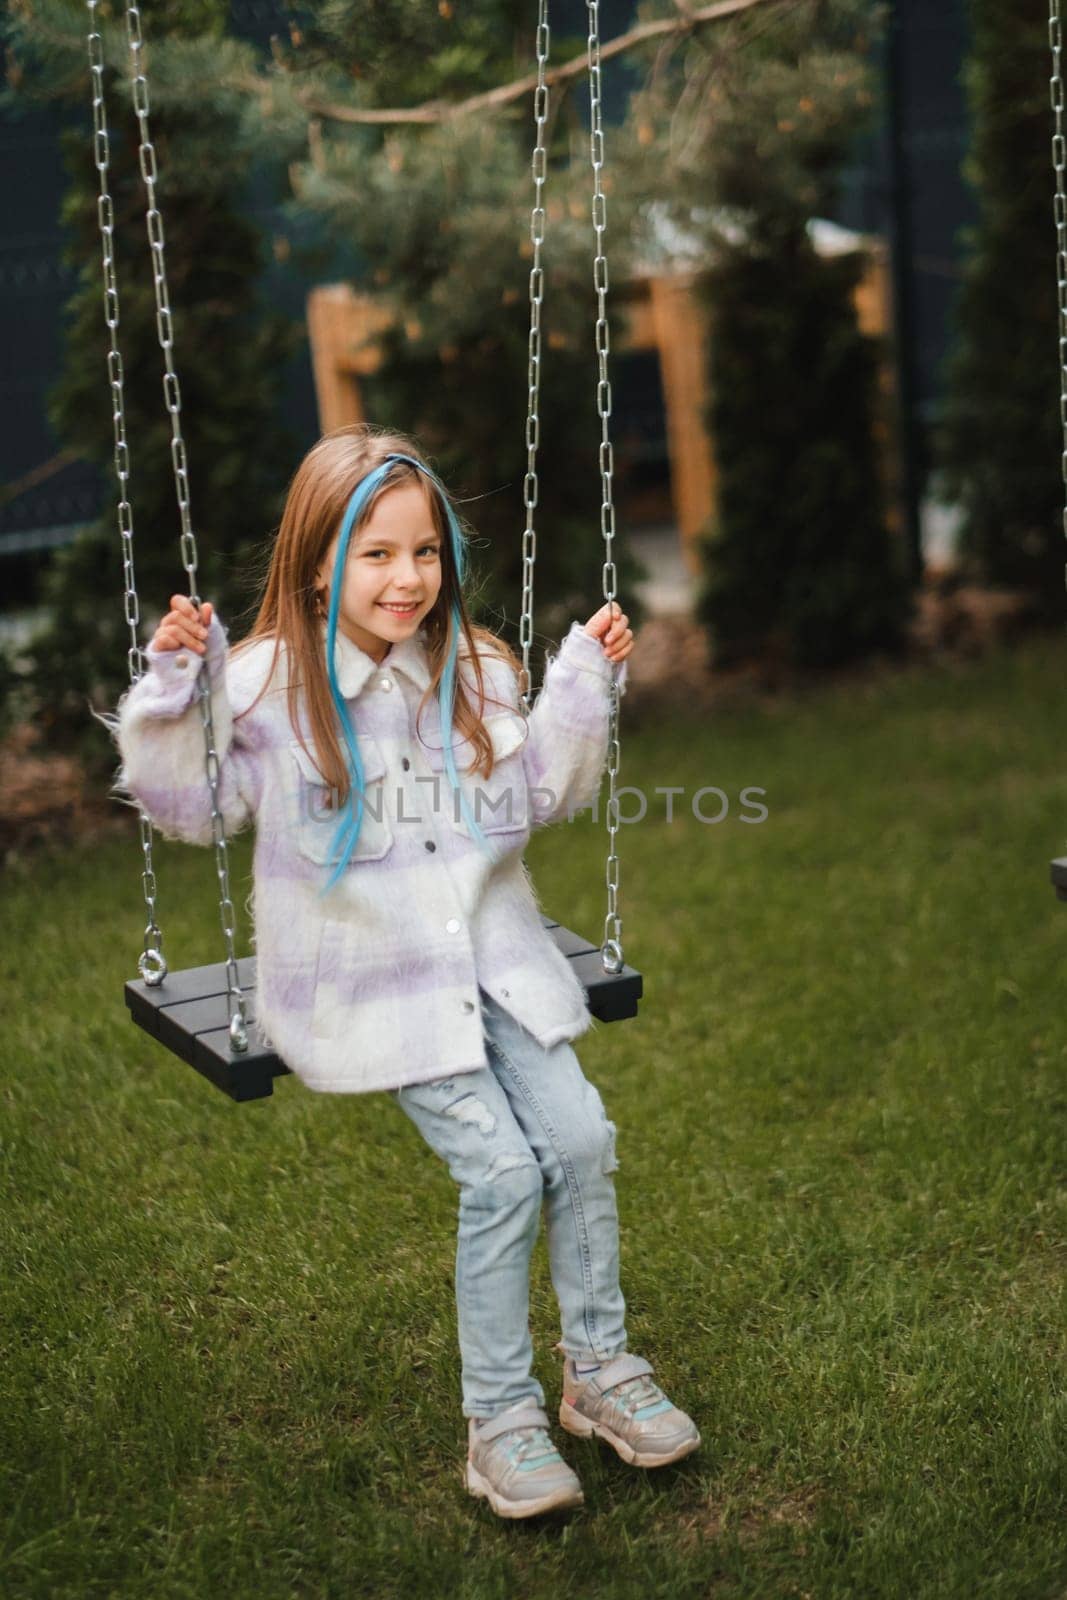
583;601;633;664
151;594;214;655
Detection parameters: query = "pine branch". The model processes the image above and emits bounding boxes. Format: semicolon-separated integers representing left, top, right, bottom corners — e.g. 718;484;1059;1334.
230;0;781;128
0;449;77;507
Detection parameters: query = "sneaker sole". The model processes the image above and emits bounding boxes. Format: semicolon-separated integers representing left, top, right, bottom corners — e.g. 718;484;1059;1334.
465;1457;585;1519
558;1400;701;1468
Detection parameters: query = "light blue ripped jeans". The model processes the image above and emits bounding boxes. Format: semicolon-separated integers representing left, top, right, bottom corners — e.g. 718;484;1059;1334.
388;986;628;1421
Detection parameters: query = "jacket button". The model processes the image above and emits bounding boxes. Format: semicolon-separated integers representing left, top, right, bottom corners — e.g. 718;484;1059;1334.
424;840;436;852
445;917;461;933
175;654;189;669
402;757;411;771
379;677;394;692
461;999;476;1013
500;988;510;998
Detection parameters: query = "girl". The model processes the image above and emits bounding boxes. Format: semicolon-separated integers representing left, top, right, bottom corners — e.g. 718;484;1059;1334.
112;424;700;1520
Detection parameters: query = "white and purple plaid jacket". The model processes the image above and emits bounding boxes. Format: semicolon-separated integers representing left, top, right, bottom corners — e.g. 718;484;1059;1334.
113;613;627;1095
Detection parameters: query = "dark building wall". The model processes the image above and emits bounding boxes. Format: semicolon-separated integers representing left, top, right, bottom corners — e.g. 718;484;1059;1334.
890;0;975;426
836;0;974;428
0;101;99;562
830;0;974;565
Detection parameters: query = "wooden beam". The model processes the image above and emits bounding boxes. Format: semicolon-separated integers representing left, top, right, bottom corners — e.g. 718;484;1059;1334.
648;272;717;575
306;285;396;433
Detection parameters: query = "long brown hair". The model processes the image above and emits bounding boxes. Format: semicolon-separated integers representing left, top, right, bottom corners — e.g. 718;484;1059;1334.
233;423;521;803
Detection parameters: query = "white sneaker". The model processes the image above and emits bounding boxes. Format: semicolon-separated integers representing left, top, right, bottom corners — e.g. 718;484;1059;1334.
466;1399;584;1518
559;1353;701;1468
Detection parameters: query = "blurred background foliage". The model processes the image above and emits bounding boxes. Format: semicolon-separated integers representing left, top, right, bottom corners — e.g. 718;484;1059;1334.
2;0;1062;753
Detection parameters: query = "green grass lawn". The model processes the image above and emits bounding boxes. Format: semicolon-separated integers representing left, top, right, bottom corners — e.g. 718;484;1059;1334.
3;634;1067;1599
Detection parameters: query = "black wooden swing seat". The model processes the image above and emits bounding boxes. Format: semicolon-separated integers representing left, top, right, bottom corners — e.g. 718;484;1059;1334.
1050;858;1067;900
126;916;642;1102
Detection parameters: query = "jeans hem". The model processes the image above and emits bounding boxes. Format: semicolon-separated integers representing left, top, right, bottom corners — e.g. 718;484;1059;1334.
554;1340;628;1362
464;1395;543;1423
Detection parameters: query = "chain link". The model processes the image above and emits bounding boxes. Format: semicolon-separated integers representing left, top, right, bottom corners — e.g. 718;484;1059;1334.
120;3;248;1050
587;0;624;976
1051;1;1067;585
518;0;551;716
87;0;167;987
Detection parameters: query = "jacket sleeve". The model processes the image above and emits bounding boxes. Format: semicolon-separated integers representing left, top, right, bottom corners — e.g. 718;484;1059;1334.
106;612;262;846
522;620;628;830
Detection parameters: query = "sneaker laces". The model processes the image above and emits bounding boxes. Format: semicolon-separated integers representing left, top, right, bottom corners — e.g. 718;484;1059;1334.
499;1425;559;1468
606;1372;666;1419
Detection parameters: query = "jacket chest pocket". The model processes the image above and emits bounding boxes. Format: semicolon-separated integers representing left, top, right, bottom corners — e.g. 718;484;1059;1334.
289;737;393;866
420;712;530;839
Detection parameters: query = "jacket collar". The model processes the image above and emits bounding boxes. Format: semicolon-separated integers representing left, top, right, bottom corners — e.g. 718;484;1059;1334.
322;620;434;701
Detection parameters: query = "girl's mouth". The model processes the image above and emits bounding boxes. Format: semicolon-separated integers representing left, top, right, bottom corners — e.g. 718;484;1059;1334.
378;602;420;615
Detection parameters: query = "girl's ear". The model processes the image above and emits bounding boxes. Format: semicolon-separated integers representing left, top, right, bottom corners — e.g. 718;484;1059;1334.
316;535;337;591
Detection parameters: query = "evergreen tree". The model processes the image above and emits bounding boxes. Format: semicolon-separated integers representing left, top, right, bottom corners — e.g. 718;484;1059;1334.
700;227;903;667
940;0;1062;613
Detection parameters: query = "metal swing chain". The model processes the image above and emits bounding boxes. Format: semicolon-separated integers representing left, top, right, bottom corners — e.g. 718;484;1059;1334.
586;0;625;976
122;2;249;1051
1051;0;1067;588
518;0;551;718
87;0;166;988
519;2;625;976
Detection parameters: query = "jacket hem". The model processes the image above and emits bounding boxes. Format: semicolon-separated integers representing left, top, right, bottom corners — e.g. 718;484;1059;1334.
295;1058;489;1096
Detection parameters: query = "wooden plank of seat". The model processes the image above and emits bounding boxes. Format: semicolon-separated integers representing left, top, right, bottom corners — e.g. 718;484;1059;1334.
572;948;642;1021
125;917;642;1102
126;956;277;1101
1050;858;1067;901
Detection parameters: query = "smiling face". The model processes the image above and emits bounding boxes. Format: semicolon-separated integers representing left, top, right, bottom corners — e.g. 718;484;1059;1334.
315;479;444;665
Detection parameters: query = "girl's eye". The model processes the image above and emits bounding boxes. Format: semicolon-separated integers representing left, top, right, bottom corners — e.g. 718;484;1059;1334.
366;546;441;558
